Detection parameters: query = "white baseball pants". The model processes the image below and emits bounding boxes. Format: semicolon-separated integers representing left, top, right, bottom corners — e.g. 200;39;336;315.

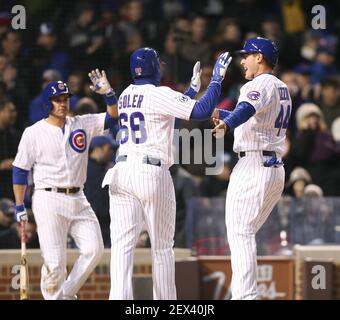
225;152;284;300
32;190;104;300
106;158;176;300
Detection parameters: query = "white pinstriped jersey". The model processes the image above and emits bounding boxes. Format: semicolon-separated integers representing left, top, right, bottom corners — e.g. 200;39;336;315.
116;84;196;165
233;73;292;156
13;113;106;188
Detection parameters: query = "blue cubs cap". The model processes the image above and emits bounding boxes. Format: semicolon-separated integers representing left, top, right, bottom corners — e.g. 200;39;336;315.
42;81;72;112
236;37;279;67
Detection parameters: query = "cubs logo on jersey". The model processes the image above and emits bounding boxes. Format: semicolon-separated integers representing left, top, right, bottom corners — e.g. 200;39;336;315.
246;90;261;101
69;129;87;153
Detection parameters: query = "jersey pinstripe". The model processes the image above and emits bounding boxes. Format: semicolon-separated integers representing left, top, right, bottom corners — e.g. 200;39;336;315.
117;84;196;165
13;113;106;188
233;73;291;156
106;83;196;300
13;113;106;299
225;73;290;300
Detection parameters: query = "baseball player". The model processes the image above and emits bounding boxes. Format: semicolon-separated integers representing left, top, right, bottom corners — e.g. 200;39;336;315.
12;74;118;300
212;37;292;299
94;47;231;300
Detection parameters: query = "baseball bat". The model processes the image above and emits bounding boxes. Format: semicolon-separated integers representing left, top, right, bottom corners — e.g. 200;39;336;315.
20;220;30;300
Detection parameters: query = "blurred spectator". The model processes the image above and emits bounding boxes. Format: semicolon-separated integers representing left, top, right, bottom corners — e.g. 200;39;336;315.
213;18;242;53
84;135;117;247
0;210;39;249
317;77;340;128
180;15;211;64
291;193;334;246
310;47;337;85
66;3;105;71
114;30;143;92
170;165;200;247
0;12;11;37
0;198;14;232
98;7;125;63
117;0;156;47
160;31;192;87
303;184;323;197
0;53;16;91
331;117;340;145
172;15;191;38
162;0;185;21
66;71;84;102
200;152;232;197
29;22;71;88
261;15;282;43
197;64;213;99
0;30;22;64
300;31;319;62
290;103;339;195
293;63;314;102
0;96;20;199
285;166;312;198
0;30;30;127
136;229;151;248
74;97;98;115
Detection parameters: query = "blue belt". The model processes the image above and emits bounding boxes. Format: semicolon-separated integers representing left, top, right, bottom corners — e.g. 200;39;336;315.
116;155;161;167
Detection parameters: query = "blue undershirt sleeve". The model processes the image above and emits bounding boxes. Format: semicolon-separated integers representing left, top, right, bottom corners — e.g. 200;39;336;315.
190;82;221;120
183;87;197;99
222;101;256;130
12;166;29;185
104;112;118;130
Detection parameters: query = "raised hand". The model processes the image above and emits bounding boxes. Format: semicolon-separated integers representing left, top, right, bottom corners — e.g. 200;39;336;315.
88;68;113;95
211;52;232;84
190;61;202;93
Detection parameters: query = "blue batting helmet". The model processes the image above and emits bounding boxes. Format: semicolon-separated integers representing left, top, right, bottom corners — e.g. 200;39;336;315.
42;81;72;112
236;37;279;67
130;47;161;85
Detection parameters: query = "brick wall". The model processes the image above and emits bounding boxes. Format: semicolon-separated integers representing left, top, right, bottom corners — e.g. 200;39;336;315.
0;248;188;300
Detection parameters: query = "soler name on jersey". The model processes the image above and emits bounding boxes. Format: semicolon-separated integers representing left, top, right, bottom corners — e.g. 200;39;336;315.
118;94;144;109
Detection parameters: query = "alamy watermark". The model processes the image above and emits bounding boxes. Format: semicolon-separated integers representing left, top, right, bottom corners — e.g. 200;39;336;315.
11;5;26;30
311;5;326;30
11;264;20;290
116;126;226;175
311;264;326;290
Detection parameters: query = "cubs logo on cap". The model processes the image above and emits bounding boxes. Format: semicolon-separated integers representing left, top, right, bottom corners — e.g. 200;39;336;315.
69;129;87;153
247;90;261;101
135;67;142;76
58;82;65;90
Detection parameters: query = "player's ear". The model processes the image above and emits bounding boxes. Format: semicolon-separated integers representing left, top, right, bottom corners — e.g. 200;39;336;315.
256;53;264;64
